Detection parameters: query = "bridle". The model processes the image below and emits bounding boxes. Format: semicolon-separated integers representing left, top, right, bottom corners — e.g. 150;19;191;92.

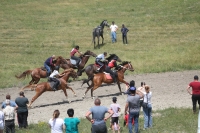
119;63;133;71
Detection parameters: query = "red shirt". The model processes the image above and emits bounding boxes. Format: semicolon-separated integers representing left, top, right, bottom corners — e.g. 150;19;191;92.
108;60;116;68
189;81;200;95
70;48;78;57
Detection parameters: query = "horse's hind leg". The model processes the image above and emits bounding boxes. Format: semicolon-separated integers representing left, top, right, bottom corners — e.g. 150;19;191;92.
83;85;93;99
62;86;71;103
29;91;43;107
66;85;76;97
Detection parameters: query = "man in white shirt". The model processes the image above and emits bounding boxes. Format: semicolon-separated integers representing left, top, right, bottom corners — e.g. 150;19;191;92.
3;100;15;133
110;21;118;43
49;66;65;91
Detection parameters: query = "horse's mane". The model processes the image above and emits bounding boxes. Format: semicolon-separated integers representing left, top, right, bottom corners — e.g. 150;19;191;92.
61;68;74;74
120;61;129;66
83;50;90;55
56;56;63;60
106;54;117;61
100;20;107;26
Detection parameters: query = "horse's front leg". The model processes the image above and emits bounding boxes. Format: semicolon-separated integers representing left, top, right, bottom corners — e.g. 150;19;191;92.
82;86;92;99
117;81;122;95
28;90;43;107
66;85;76;97
62;87;71;103
97;37;100;49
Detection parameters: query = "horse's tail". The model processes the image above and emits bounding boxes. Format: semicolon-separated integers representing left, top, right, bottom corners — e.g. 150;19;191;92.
15;70;32;80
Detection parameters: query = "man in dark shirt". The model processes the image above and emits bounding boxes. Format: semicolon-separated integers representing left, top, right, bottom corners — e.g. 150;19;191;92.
15;91;29;128
121;24;129;44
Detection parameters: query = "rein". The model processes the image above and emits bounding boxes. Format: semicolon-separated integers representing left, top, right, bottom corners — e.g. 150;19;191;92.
119;63;132;71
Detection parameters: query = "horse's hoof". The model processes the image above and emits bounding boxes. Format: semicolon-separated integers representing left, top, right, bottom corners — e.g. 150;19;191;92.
82;96;85;99
74;94;77;97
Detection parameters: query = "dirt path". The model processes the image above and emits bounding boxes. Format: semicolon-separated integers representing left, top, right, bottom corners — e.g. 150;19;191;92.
0;70;199;124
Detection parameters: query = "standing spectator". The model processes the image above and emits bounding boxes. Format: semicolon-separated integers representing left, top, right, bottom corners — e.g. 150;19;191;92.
44;55;56;76
124;80;144;133
110;21;118;43
121;24;129;44
143;85;153;130
64;108;80;133
2;94;18;109
110;97;120;133
0;110;4;133
187;75;200;113
3;99;15;133
85;98;114;133
70;45;82;68
15;91;29;128
49;110;64;133
137;82;146;109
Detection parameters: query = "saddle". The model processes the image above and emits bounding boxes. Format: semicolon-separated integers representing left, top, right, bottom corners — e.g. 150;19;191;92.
70;59;81;66
103;72;112;79
48;78;61;91
41;67;47;71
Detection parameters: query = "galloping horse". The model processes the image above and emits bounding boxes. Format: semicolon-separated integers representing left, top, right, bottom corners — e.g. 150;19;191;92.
82;61;134;98
21;68;77;107
60;50;97;76
80;54;122;87
92;20;109;49
15;56;67;85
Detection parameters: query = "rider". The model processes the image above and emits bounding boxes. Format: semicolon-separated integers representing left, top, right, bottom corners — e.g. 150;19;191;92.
70;45;82;68
49;66;65;91
44;55;56;76
105;56;118;83
95;52;107;71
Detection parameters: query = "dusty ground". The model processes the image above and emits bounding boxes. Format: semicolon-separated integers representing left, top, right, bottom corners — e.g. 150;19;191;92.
0;70;199;124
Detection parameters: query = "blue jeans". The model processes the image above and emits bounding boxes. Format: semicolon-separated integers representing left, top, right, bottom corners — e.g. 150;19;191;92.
111;31;117;43
128;111;139;133
44;63;51;76
143;104;153;129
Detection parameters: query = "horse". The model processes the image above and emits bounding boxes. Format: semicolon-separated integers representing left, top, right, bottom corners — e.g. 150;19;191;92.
15;56;67;86
80;54;122;87
60;50;97;76
21;68;77;107
82;61;134;99
92;20;109;49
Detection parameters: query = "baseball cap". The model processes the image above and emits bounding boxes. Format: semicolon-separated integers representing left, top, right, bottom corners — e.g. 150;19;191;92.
129;87;136;91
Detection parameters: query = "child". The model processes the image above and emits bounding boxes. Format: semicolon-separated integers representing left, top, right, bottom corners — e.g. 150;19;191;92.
64;108;80;133
121;24;129;44
110;97;121;133
124;114;134;127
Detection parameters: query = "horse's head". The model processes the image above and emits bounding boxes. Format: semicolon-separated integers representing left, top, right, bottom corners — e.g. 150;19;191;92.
118;61;134;71
100;20;109;28
62;68;78;80
55;56;67;65
83;50;97;57
106;54;121;62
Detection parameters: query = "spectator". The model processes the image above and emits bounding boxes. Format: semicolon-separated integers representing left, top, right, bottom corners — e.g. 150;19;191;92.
15;91;29;128
143;85;153;130
64;108;80;133
0;110;4;133
110;97;120;133
124;80;144;133
2;94;18;109
85;98;114;133
44;55;56;76
49;110;64;133
137;82;146;109
124;80;136;95
123;114;134;127
3;99;15;133
121;24;129;44
187;75;200;113
110;21;118;43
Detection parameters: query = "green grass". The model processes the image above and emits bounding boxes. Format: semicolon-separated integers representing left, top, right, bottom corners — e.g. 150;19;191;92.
0;0;199;88
14;108;198;133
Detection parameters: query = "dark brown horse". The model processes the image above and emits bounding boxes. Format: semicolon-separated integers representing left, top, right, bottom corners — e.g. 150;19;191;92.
15;56;67;85
82;61;134;98
80;54;122;87
60;50;97;76
21;68;77;107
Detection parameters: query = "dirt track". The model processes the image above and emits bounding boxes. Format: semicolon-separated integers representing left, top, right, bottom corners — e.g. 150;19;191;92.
0;70;199;124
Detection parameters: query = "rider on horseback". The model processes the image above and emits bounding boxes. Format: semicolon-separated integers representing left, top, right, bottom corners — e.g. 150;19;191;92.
49;66;65;91
70;45;82;68
105;56;118;83
44;55;56;76
95;52;107;72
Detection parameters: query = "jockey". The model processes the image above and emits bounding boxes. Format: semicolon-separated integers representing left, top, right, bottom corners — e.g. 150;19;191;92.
44;55;56;76
95;52;107;71
105;56;118;83
70;45;82;68
49;66;65;91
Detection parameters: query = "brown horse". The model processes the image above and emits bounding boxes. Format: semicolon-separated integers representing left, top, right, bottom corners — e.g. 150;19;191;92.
21;68;77;107
15;56;67;86
83;61;134;98
60;50;97;76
